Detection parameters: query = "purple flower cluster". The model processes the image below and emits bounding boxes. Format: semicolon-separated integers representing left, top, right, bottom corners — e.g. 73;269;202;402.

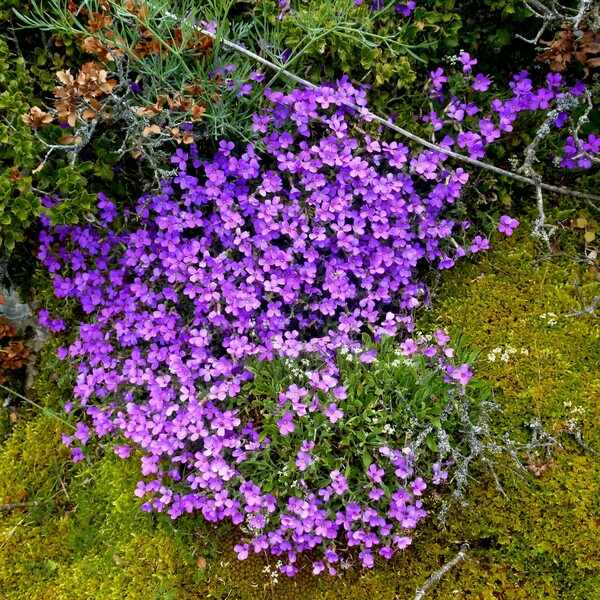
561;134;600;169
39;79;483;573
422;66;593;167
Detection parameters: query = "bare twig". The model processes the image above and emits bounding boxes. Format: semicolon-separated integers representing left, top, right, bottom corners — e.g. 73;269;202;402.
566;279;600;317
568;425;600;457
0;501;42;513
518;0;599;43
414;543;471;600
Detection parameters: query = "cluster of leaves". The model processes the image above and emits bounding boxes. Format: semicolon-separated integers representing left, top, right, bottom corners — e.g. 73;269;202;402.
0;0;271;252
0;314;29;385
20;0;211;141
0;37;44;251
256;0;539;118
537;23;600;74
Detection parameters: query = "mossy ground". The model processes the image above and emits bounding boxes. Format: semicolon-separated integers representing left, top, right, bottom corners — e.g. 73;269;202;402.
1;229;599;599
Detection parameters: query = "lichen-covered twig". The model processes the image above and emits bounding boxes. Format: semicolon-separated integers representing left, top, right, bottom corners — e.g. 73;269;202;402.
566;279;600;317
413;543;471;600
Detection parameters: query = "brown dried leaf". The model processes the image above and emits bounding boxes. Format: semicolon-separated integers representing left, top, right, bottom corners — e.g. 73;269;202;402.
141;124;161;137
8;168;22;182
59;134;83;145
189;104;206;122
86;11;112;32
21;106;54;127
136;97;165;117
56;70;75;87
82;108;98;120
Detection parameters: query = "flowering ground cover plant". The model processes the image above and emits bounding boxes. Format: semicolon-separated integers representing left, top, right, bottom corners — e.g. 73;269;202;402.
36;71;594;576
37;78;488;572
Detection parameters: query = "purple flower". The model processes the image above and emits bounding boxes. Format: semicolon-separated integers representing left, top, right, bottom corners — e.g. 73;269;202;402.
325;403;344;424
296;450;312;471
234;543;249;560
281;564;298;576
432;462;449;484
498;215;520;236
446;363;473;386
469;235;489;253
411;477;427;495
369;487;385;500
400;338;418;355
472;73;491;92
114;445;131;458
457;52;477;73
367;463;385;483
71;447;85;463
394;536;412;549
277;412;295;435
395;1;416;16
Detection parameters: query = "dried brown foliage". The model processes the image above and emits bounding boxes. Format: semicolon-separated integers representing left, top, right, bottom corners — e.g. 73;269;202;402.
538;23;600;74
0;317;29;385
21;0;212;154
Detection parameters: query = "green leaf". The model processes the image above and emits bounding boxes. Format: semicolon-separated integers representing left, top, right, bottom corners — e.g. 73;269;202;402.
362;448;372;469
425;434;438;453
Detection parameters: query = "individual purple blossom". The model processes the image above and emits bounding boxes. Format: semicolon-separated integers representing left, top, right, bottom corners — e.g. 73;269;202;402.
369;487;385;501
367;463;385;483
394;536;412;549
277;412;295;435
498;215;520;236
432;462;449;484
71;447;85;463
234;543;249;560
429;67;447;90
114;445;131;458
296;450;312;471
281;564;298;576
446;363;473;387
170;148;188;170
395;1;416;16
400;338;418;355
469;235;489;253
325;403;344;424
313;561;325;574
411;477;427;495
456;52;477;73
237;83;253;97
472;73;491;92
359;549;374;568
